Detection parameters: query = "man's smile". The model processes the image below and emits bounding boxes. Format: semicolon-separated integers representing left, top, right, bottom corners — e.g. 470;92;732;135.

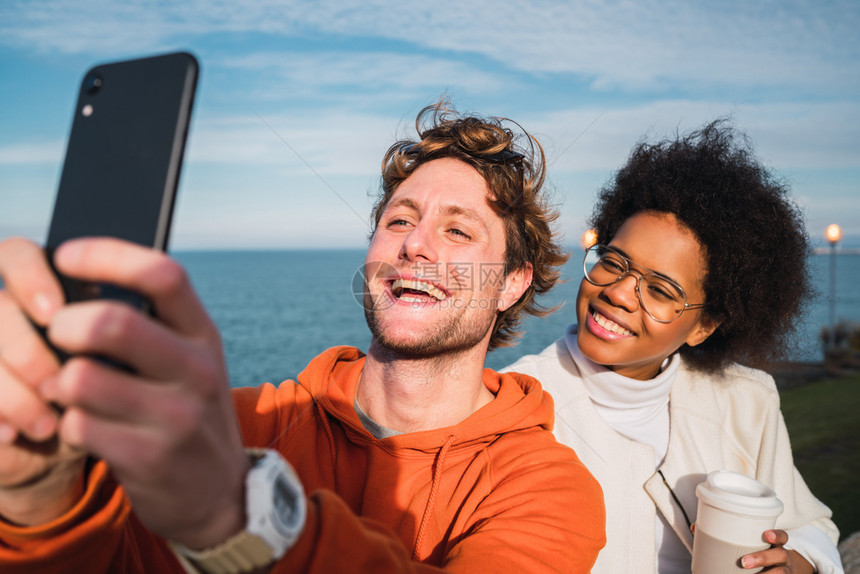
390;278;448;303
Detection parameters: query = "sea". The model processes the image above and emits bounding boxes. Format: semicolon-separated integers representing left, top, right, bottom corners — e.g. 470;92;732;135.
172;250;860;388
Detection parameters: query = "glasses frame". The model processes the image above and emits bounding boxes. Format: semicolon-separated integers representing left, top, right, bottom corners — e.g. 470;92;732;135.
582;244;707;324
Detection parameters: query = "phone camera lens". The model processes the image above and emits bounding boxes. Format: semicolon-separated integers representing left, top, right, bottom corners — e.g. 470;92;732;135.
85;74;104;94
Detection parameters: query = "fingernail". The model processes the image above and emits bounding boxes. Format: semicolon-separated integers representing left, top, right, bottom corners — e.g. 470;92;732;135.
33;292;60;321
741;555;755;569
31;413;57;439
0;423;16;444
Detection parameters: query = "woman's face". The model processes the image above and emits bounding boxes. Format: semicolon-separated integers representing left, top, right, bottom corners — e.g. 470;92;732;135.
576;211;719;380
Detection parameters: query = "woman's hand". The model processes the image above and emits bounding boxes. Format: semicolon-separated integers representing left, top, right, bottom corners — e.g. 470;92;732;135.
741;529;814;573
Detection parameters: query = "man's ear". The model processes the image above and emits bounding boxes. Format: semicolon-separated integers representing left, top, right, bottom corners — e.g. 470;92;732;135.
497;263;533;312
685;314;722;347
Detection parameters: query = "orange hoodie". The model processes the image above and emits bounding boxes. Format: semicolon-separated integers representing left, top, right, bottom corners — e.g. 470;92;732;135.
0;346;605;573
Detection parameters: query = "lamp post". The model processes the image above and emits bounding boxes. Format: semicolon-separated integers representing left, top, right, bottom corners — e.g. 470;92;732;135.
825;224;842;336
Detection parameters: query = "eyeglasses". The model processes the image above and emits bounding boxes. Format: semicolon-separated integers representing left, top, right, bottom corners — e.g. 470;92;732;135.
582;244;707;323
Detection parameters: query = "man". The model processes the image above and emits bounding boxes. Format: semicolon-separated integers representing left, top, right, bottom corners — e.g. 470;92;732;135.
0;103;605;573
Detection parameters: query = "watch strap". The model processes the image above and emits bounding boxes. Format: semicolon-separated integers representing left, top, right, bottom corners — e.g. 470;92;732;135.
171;530;274;574
171;448;306;574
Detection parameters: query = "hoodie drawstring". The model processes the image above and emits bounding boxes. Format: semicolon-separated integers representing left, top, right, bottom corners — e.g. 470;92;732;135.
412;434;455;561
316;401;338;477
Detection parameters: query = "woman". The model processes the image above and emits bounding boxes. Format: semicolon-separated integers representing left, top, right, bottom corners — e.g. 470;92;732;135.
506;121;842;573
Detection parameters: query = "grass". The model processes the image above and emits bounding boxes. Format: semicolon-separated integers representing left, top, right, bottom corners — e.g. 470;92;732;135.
779;372;860;541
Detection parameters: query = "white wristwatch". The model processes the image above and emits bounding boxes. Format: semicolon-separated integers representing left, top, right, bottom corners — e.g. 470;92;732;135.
171;448;307;574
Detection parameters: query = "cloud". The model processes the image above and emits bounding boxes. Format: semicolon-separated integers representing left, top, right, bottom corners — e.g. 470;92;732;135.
4;0;858;95
218;51;504;98
3;0;857;249
0;0;188;54
171;207;371;249
0;140;64;164
186;110;396;176
521;99;860;173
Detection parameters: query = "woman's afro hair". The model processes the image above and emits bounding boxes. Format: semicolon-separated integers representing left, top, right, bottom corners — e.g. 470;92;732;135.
590;119;812;372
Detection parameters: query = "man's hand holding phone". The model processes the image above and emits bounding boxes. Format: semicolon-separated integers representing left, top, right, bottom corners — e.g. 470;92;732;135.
0;237;251;551
0;52;252;552
0;237;83;527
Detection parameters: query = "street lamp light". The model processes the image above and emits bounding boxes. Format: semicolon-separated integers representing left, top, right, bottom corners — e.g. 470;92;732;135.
580;229;598;251
825;224;842;336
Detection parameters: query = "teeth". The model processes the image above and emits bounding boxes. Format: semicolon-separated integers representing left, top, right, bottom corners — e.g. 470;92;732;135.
392;278;447;302
593;312;634;336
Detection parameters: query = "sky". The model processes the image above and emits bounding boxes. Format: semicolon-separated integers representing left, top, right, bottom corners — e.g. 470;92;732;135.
1;0;858;251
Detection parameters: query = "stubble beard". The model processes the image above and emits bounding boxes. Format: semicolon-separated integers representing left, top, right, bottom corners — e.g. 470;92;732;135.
363;289;497;360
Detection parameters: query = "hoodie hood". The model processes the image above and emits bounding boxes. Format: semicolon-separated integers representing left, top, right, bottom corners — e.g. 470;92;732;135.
295;346;556;452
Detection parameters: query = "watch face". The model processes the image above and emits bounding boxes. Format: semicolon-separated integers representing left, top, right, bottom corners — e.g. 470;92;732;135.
273;475;300;535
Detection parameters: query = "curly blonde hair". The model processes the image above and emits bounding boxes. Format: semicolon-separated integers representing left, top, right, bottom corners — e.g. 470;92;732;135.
370;101;568;350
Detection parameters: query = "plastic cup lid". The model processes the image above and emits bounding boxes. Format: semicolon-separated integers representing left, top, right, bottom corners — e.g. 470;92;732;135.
695;470;784;517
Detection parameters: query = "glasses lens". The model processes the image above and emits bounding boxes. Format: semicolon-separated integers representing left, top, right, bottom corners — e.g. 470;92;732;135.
583;245;626;285
639;275;686;322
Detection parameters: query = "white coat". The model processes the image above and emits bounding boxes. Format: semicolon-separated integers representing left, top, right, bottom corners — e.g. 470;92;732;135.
505;326;841;574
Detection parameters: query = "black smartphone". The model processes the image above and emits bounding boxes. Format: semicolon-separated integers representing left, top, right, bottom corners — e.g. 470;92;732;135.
46;51;199;312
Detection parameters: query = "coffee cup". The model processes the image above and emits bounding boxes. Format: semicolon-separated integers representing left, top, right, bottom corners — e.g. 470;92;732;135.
691;470;784;574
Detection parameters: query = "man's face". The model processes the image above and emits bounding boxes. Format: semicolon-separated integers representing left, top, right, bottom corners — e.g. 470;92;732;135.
363;158;527;357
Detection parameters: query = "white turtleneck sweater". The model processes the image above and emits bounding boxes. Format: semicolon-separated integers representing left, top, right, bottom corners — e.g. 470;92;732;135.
568;341;690;573
569;341;676;465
